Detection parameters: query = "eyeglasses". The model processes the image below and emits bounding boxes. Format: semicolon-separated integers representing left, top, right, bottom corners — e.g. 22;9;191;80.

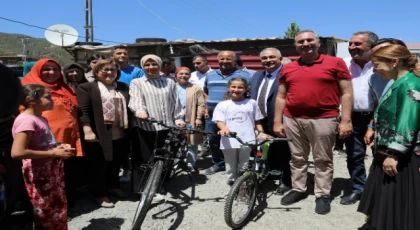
100;68;117;73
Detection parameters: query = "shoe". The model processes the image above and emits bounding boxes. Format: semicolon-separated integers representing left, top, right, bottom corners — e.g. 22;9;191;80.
95;196;114;208
108;188;129;199
280;190;305;205
277;184;292;195
315;196;331;215
120;170;131;183
203;166;224;175
333;149;346;157
340;192;362;205
190;167;199;174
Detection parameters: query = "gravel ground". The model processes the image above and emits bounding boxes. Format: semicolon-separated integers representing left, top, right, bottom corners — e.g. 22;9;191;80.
66;148;373;230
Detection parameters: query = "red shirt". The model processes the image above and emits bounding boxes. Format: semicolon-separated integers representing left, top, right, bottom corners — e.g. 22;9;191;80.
279;54;351;118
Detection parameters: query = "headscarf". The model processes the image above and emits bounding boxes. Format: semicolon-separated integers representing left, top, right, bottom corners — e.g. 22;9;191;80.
23;61;36;77
21;58;78;107
62;62;88;90
175;67;191;76
140;55;162;78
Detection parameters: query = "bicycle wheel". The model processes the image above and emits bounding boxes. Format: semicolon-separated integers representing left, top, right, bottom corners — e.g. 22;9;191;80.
131;160;164;229
224;173;258;229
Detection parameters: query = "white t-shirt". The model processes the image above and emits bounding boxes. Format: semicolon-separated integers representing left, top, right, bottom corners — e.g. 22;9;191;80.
212;99;263;149
189;68;212;89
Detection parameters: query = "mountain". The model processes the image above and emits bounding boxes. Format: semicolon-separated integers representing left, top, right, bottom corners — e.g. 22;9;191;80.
0;32;73;65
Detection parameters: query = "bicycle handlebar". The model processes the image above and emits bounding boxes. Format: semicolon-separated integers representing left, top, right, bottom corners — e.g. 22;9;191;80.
227;132;292;147
146;117;210;135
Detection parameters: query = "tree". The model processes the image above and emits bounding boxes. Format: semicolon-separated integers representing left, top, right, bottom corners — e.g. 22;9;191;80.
284;22;301;39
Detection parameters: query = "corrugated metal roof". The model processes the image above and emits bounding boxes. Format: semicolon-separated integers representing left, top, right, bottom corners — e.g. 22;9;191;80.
127;36;347;47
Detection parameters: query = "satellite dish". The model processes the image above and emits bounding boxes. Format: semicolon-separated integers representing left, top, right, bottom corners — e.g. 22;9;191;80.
45;24;79;47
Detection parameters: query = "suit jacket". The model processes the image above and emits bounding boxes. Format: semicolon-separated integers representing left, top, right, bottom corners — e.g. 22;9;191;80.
250;67;282;135
76;81;131;161
374;72;420;157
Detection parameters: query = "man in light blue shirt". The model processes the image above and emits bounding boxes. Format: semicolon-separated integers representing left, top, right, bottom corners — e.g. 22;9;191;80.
203;50;251;175
112;45;145;85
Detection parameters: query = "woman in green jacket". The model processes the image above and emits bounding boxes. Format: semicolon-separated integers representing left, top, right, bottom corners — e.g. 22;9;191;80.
358;44;420;230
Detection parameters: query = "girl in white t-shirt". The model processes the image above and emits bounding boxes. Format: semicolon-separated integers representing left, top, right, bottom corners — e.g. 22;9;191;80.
212;78;267;185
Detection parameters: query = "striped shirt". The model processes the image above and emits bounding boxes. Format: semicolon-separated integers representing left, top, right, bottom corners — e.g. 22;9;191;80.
129;76;184;131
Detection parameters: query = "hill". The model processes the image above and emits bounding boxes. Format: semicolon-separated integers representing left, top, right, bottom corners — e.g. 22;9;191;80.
0;32;73;65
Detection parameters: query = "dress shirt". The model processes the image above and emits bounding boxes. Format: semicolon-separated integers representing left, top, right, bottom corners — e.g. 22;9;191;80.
344;57;375;111
257;65;282;113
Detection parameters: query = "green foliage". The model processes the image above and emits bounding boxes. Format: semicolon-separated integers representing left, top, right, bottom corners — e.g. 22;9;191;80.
0;32;73;65
284;22;301;39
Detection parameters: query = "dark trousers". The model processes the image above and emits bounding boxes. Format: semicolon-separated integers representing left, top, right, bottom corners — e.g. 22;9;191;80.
64;156;88;208
85;137;129;198
266;140;292;186
205;117;225;169
130;127;169;193
344;112;372;193
262;118;292;187
0;149;31;215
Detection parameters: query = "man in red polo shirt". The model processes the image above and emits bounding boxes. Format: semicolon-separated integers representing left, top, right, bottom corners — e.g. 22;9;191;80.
273;30;353;215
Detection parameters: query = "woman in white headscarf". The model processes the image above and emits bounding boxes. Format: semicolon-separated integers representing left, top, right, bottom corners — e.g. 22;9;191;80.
128;55;185;191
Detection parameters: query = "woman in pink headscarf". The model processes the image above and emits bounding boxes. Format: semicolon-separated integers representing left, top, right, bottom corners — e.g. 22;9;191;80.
175;67;206;173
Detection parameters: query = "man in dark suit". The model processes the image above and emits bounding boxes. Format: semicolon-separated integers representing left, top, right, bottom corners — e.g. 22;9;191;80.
250;48;292;193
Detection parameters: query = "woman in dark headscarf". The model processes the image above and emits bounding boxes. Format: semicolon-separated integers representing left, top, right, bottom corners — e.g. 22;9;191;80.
62;62;88;90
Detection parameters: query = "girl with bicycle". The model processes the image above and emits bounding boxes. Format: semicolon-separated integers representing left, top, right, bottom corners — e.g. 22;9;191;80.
11;84;75;230
212;78;267;185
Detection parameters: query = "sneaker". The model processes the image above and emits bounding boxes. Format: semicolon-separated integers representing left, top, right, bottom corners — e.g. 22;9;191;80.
315;196;331;215
188;165;199;174
95;196;114;208
203;166;224;175
120;170;131;183
280;190;305;206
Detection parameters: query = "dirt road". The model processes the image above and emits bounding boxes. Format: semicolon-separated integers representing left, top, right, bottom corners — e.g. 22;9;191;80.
68;149;372;230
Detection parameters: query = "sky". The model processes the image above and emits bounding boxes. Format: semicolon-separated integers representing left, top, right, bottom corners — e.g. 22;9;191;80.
1;0;419;45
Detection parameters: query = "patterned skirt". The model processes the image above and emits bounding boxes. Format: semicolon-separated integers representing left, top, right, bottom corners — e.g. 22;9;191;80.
22;158;67;230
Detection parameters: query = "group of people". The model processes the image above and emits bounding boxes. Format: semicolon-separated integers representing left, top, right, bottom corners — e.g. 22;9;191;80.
0;29;419;230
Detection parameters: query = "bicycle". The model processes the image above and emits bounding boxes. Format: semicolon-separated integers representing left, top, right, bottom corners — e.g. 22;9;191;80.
223;132;292;229
131;118;208;229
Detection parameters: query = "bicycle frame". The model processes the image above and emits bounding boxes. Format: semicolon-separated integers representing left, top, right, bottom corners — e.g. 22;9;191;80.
228;133;292;180
137;118;207;190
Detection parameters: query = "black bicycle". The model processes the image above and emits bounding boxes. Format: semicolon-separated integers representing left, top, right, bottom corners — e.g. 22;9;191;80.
223;132;292;229
131;118;208;229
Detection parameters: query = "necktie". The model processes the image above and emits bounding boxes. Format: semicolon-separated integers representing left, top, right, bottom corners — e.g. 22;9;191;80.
258;74;271;117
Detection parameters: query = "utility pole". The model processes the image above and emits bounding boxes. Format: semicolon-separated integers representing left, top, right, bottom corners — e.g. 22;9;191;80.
84;0;94;42
19;37;30;63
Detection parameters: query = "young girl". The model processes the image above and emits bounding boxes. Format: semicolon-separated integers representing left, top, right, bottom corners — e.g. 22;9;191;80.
11;84;75;230
212;78;267;185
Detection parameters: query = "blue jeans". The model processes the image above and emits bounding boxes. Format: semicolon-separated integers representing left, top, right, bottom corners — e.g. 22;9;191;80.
344;112;371;193
187;144;198;167
205;117;225;169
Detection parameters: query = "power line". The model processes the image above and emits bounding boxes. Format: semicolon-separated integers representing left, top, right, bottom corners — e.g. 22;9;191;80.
136;0;192;38
0;16;127;44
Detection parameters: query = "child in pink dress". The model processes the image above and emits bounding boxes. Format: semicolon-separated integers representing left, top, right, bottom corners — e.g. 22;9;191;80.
11;84;75;230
